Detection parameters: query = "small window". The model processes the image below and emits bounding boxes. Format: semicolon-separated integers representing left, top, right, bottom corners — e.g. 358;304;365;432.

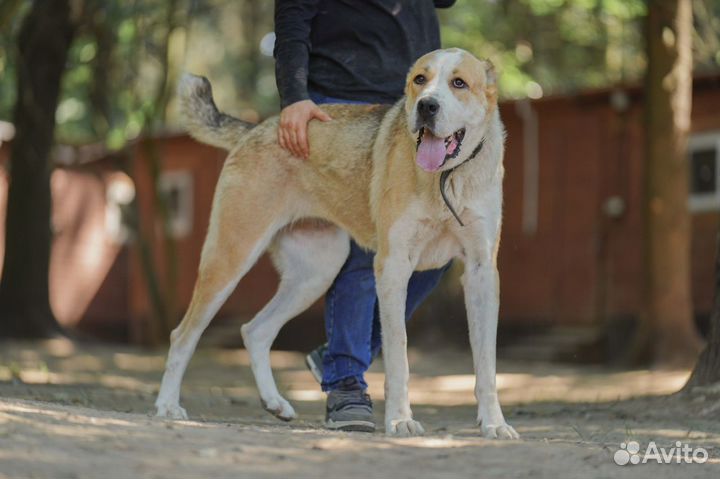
688;132;720;212
159;170;193;238
106;174;136;244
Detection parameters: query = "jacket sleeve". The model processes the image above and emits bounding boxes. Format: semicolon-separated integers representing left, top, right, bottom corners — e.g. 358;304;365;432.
433;0;456;7
274;0;321;108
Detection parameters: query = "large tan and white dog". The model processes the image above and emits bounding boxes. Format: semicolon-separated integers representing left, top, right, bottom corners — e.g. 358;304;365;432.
155;48;517;439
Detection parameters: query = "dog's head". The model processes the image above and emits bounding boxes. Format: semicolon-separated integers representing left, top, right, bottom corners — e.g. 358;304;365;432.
404;48;498;173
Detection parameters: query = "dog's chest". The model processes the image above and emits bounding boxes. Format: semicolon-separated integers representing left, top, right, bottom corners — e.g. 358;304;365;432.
412;222;464;271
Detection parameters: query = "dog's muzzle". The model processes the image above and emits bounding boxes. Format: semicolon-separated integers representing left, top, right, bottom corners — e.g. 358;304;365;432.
417;97;440;126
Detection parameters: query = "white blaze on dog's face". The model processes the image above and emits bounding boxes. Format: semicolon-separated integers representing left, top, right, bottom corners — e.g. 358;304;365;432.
404;48;498;173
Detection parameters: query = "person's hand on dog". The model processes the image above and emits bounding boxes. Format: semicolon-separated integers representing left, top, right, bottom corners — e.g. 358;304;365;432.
278;100;332;159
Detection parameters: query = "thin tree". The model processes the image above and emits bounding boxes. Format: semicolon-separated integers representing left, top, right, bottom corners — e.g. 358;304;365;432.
685;231;720;388
637;0;702;365
0;1;76;338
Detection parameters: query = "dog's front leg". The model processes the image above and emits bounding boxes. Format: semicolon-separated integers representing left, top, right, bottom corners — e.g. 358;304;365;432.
463;258;519;440
375;253;423;437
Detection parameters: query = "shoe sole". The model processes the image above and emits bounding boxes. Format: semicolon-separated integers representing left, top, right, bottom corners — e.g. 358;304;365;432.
325;419;376;433
305;353;323;384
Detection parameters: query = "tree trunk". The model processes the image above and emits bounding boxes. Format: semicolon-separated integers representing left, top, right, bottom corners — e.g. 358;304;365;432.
636;0;702;365
0;0;75;338
684;230;720;388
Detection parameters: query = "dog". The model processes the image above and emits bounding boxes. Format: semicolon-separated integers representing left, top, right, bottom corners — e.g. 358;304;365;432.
154;48;517;439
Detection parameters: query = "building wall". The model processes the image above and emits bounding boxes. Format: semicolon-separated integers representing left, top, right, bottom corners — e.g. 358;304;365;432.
498;78;720;325
0;154;128;338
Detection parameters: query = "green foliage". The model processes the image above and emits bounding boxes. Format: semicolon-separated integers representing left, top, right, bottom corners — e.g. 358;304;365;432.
0;0;28;120
0;0;719;147
440;0;650;98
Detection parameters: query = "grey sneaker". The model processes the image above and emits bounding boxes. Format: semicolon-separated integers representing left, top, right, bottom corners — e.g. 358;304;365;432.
305;343;327;384
325;379;375;432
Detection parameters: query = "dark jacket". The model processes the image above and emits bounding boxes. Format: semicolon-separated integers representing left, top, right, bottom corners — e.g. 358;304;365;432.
274;0;455;107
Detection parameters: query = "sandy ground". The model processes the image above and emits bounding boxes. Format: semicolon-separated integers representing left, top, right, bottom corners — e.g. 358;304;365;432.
0;339;719;478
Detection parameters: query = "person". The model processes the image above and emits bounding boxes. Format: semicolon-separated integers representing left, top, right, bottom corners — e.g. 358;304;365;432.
274;0;455;432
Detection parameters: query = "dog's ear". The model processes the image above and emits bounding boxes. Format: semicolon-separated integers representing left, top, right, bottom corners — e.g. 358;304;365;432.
484;60;498;101
484;60;497;86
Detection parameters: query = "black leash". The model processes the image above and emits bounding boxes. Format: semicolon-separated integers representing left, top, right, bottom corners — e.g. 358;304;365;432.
439;138;485;227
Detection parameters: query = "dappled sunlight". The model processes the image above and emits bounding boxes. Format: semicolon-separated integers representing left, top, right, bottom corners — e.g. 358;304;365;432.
491;369;691;405
0;337;717;479
287;389;324;402
1;340;718;476
14;370;57;384
97;374;157;393
385;436;483;449
0;366;158;395
112;353;165;372
302;434;511;452
183;348;306;370
55;354;105;372
0;402;136;428
1;407;137;442
280;366;691;407
0;342;696;413
304;437;361;451
229;349;304;369
207;386;256;398
43;338;76;358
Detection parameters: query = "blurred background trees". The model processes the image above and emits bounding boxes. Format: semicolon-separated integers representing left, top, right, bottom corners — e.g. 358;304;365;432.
638;0;701;365
0;0;277;148
0;0;719;368
2;0;719;148
0;0;75;337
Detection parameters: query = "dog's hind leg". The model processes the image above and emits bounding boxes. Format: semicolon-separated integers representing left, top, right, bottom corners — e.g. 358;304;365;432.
241;223;349;421
155;174;289;420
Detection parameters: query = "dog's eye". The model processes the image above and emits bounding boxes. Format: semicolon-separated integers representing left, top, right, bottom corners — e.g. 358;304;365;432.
413;75;426;85
452;78;467;89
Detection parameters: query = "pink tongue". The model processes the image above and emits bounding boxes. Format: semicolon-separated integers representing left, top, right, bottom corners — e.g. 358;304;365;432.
416;132;447;172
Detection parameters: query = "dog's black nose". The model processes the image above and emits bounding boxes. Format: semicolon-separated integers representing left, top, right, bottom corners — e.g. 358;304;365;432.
417;97;439;122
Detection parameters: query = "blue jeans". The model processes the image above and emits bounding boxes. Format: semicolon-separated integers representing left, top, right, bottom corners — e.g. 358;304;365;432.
309;91;451;391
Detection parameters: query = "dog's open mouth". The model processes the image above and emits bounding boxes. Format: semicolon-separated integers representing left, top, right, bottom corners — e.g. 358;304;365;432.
415;127;465;172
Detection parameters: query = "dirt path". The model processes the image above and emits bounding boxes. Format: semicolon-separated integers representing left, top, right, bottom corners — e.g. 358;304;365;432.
0;339;718;478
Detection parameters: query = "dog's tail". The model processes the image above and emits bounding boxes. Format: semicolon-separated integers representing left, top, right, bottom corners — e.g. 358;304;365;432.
177;73;253;151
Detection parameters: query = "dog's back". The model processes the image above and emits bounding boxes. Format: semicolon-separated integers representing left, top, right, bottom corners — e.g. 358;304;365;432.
178;73;397;247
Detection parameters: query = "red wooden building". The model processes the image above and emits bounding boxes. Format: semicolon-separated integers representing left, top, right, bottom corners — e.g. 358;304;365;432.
0;75;718;344
499;75;719;328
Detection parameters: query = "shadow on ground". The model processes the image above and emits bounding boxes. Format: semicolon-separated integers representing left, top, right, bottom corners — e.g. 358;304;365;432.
0;339;718;478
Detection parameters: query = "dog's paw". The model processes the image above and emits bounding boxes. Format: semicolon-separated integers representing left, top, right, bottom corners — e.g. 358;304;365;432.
480;422;519;440
386;419;425;437
261;396;296;422
155;403;188;420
